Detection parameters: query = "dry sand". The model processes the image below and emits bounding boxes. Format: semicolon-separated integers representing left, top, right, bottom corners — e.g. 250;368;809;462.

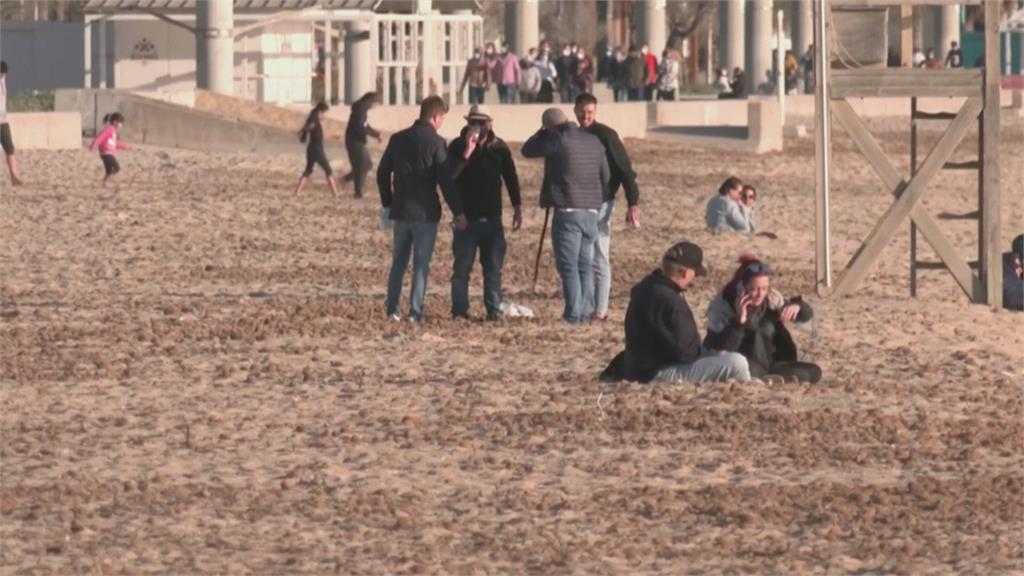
1;119;1022;574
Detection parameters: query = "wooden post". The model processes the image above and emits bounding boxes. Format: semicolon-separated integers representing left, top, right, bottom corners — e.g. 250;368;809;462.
982;0;1002;307
900;4;913;67
910;96;918;297
813;0;832;294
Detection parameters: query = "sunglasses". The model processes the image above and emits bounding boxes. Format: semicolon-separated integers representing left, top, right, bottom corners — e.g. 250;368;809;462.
468;119;488;126
745;262;773;275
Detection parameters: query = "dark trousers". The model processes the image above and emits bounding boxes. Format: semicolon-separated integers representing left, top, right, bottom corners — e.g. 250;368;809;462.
344;142;372;197
303;145;332;177
750;360;822;383
658;89;676;101
468;86;486;104
451;219;506;319
627;88;643;101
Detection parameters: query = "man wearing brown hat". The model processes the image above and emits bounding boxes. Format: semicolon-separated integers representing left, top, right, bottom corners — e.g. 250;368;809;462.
522;107;609;324
601;242;751;383
447;105;522;320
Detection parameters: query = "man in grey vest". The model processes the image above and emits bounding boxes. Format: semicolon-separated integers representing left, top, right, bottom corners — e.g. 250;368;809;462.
522;108;609;323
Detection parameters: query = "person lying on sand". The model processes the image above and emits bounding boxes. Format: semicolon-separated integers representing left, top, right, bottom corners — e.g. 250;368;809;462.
600;242;751;383
704;256;822;383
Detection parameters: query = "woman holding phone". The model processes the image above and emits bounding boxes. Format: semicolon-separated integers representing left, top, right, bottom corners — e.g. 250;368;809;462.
703;256;822;383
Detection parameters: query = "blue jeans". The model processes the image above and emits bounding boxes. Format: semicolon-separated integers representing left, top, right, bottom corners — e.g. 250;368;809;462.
468;86;485;104
498;84;516;103
592;199;615;316
386;220;438;321
551;209;599;323
451;219;506;318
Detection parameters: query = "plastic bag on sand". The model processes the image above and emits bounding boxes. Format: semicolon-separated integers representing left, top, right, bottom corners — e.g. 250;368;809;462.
499;302;534;318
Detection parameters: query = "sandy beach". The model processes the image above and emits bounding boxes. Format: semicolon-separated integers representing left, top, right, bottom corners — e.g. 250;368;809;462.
1;119;1022;574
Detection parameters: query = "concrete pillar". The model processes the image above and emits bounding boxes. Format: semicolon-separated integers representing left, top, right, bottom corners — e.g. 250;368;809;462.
84;16;92;88
324;21;333;104
642;0;667;54
718;0;744;74
196;0;234;95
938;4;960;64
745;0;772;95
912;7;926;54
792;0;813;58
506;0;539;57
344;19;373;104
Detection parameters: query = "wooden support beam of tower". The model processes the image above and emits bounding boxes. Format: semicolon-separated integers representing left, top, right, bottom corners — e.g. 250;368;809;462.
831;99;982;300
832;96;984;297
982;0;1002;308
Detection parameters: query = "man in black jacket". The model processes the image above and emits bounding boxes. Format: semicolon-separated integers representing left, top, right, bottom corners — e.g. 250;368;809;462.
522;107;609;324
447;105;522;320
377;96;468;322
602;242;751;383
574;93;640;321
343;91;381;198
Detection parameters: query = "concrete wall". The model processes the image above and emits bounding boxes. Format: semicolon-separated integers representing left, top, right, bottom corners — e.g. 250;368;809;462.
0;22;86;96
785;90;1023;127
5;113;83;150
55;89;298;154
326;102;651;142
651;100;750;127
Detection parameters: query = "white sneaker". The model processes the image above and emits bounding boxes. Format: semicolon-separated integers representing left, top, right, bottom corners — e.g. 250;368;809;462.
388;314;401;322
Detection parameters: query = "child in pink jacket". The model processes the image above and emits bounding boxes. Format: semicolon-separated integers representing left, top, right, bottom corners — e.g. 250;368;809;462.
89;113;127;187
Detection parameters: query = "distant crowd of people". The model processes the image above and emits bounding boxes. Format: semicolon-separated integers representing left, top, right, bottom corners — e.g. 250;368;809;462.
460;40;684;105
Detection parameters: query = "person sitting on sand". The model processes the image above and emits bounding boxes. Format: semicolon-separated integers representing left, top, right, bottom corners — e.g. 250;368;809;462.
704;256;822;383
705;176;754;235
600;242;751;383
1003;234;1023;311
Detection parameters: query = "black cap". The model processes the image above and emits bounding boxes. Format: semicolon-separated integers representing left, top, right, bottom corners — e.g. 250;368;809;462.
664;241;707;277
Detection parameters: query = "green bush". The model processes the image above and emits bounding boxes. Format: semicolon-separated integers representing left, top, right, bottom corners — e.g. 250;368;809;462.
8;91;56;112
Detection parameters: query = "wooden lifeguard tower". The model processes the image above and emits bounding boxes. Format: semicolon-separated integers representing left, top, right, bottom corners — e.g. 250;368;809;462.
813;0;1003;308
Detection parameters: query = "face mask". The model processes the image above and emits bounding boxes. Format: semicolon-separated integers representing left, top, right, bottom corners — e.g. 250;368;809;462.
563;49;571;56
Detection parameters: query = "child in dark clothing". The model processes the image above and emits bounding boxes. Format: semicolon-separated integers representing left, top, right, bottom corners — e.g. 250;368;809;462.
293;102;339;197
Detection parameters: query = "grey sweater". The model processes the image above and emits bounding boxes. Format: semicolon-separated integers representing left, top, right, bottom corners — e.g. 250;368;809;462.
705;195;754;234
521;124;609;210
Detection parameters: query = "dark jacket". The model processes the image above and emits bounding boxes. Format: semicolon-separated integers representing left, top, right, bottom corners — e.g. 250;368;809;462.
377;120;463;223
448;127;522;221
521;123;609;211
703;288;813;371
625;56;646;89
555;54;575;86
345;99;380;145
602;270;705;383
584;121;639;206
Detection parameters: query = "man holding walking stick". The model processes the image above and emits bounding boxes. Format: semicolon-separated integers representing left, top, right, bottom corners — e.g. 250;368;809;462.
522;108;609;324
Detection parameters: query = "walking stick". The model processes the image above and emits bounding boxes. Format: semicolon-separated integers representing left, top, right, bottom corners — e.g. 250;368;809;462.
532;208;551;293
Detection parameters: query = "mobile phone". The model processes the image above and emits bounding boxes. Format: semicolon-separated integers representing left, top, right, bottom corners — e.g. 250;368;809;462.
469;125;482;138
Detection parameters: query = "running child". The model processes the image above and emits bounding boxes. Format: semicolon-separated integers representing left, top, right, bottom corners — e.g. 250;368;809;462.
293;101;338;196
89;113;127;188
